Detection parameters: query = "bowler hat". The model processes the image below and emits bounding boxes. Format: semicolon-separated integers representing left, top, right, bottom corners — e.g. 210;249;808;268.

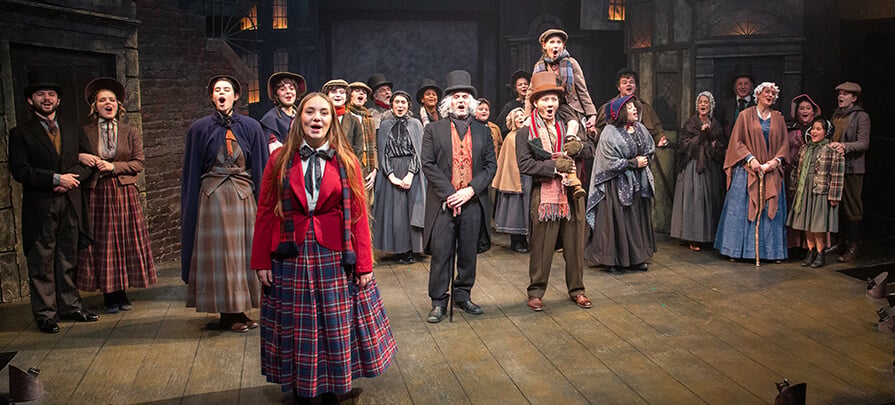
366;73;393;92
416;79;442;103
615;67;639;84
84;77;125;104
207;75;241;96
24;70;62;98
508;70;531;89
538;28;568;44
528;71;564;101
835;81;862;95
267;71;306;101
731;64;754;84
443;70;477;98
321;79;350;94
348;81;372;96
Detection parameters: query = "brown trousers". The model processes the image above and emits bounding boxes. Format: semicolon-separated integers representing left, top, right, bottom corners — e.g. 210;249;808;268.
527;186;586;298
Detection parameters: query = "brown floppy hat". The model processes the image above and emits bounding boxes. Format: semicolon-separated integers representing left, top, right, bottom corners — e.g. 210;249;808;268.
267;71;306;101
84;77;125;104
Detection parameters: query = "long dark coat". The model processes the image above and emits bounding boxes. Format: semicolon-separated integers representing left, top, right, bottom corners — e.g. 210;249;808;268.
420;119;497;253
8;116;95;254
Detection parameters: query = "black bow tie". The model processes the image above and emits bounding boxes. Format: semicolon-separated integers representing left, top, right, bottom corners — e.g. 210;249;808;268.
299;145;334;194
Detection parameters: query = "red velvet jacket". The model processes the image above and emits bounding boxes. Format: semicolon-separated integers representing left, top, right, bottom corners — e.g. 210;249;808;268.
251;149;373;274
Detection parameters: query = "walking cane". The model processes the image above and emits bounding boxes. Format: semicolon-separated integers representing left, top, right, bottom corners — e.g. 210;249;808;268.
755;170;765;267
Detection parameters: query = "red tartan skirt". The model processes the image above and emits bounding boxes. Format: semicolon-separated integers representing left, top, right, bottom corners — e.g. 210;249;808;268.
77;177;157;293
260;226;397;396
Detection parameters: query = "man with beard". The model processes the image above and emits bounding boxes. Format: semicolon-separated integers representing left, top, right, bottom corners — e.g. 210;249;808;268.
366;73;393;129
8;70;100;333
714;64;756;138
829;81;871;262
322;79;364;163
259;72;306;152
421;70;497;323
516;71;593;312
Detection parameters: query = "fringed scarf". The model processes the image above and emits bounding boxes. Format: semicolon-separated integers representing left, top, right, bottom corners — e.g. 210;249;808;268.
534;49;574;94
792;138;829;214
528;110;569;221
348;103;377;170
273;152;356;274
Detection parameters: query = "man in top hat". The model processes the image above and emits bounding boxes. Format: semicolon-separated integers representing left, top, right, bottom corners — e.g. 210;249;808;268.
366;73;393;129
516;70;593;312
829;81;871;262
417;79;442;127
595;67;667;147
420;70;497;323
260;71;305;152
496;70;530;134
8;70;100;333
714;64;756;138
348;81;378;193
322;79;364;162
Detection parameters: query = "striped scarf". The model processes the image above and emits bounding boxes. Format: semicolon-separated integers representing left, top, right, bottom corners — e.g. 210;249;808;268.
348;104;377;171
274;152;356;275
534;49;574;94
528;110;569;221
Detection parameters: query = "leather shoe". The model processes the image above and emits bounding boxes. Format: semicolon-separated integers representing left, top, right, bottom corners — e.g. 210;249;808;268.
453;300;483;315
570;294;593;309
37;319;59;334
61;310;99;322
426;306;446;323
224;322;249;333
527;297;544;311
244;318;259;329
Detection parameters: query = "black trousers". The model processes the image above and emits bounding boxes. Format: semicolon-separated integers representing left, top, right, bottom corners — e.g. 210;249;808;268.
428;199;482;306
26;195;84;321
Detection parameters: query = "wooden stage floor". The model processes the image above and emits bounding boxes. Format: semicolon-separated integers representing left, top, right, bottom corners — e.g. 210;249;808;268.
2;234;895;404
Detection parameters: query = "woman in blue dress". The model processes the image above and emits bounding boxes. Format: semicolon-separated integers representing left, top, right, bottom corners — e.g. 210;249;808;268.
714;82;789;261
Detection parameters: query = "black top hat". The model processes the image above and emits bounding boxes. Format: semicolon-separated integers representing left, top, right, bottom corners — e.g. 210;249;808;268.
732;64;754;83
615;67;639;84
207;75;241;96
366;73;393;92
267;72;306;101
84;77;125;104
508;70;531;88
416;79;442;103
443;70;477;98
24;70;62;98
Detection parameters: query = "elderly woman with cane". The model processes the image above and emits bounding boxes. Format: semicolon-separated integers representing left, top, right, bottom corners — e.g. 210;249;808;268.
714;82;789;262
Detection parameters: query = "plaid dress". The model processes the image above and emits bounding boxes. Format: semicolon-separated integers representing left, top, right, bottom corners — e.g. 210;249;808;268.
260;157;396;396
77;176;157;292
186;141;261;312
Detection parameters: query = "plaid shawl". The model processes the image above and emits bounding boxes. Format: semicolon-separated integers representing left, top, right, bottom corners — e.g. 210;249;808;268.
274;153;356;274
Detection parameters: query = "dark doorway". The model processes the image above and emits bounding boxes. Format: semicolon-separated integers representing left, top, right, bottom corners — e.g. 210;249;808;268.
10;44;116;136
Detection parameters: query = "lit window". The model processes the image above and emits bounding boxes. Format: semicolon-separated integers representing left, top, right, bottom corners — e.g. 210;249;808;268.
273;50;289;72
273;0;288;29
241;5;257;31
242;54;260;103
608;0;625;21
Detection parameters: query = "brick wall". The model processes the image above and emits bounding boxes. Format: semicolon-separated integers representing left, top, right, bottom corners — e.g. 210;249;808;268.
136;0;251;266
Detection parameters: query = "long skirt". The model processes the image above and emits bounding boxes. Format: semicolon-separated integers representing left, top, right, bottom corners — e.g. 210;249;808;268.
261;226;397;396
493;175;532;235
372;156;422;254
187;174;261;313
714;165;788;260
670;160;724;243
77;177;157;292
584;180;656;267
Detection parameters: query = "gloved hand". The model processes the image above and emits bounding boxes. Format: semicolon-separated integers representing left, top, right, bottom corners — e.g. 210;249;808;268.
563;139;583;157
555;157;574;173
